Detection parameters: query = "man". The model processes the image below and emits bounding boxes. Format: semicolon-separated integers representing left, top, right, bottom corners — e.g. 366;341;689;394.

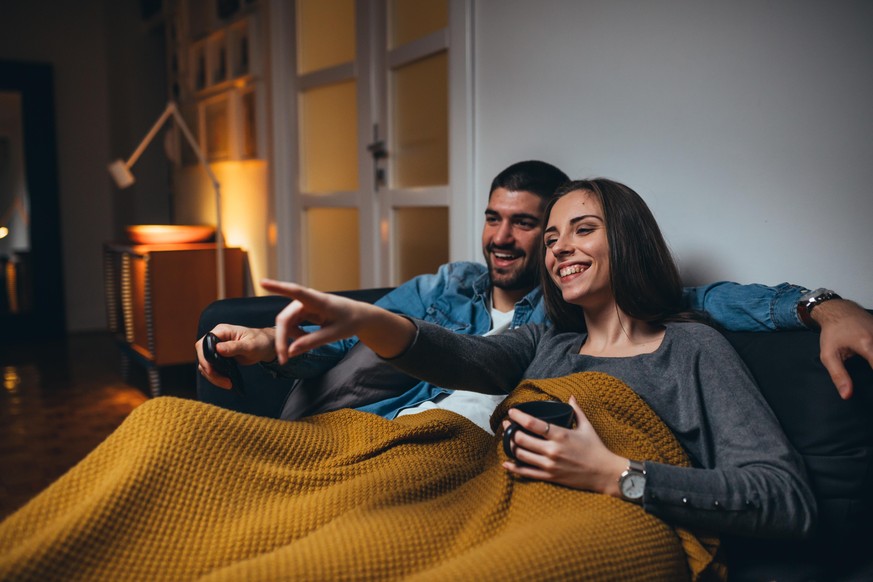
197;161;873;429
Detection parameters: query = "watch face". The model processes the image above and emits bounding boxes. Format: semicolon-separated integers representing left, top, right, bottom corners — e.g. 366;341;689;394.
621;472;646;500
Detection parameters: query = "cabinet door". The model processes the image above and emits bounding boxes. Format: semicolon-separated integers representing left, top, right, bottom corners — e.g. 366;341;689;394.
122;247;246;366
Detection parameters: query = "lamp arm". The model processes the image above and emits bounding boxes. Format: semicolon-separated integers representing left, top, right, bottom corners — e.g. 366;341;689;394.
167;102;226;300
124;104;176;169
113;100;227;300
167;103;220;192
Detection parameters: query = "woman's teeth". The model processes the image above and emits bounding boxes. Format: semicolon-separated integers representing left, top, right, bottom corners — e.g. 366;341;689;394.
559;264;586;277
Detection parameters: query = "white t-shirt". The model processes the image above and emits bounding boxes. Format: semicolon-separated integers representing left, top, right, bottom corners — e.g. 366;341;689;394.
395;300;514;433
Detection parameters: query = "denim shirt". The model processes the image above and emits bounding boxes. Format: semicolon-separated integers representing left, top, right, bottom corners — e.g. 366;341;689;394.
272;261;809;419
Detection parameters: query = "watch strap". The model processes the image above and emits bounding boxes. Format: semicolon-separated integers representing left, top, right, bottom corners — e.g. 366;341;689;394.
797;288;842;329
619;459;647;504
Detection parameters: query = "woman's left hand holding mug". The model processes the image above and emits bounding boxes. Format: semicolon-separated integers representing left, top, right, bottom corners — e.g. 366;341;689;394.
502;396;629;497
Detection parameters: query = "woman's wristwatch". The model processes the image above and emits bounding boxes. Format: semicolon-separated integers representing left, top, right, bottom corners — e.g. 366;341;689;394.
618;459;647;504
797;288;842;329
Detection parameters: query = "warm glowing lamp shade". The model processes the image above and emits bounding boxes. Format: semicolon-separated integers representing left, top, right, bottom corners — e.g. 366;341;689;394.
108;101;226;299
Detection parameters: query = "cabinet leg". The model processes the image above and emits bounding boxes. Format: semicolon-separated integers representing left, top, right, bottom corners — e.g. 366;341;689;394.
120;353;131;383
148;368;161;398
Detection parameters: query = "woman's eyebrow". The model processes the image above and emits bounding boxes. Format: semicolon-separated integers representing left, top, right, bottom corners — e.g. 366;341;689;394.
544;214;603;234
571;214;602;223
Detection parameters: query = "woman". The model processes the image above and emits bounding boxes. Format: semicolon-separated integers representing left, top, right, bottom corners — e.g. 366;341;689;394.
262;178;816;538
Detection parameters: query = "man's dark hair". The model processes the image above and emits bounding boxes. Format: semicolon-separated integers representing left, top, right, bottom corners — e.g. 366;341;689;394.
489;160;569;201
540;178;688;332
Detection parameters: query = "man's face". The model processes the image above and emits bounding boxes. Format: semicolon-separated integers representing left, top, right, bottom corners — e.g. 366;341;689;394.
481;188;545;293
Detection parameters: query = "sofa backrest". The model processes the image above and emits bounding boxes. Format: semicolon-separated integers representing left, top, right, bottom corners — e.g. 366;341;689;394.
721;328;873;541
720;327;873;579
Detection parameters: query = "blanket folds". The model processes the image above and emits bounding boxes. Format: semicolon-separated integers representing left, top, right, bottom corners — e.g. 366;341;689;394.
0;372;722;581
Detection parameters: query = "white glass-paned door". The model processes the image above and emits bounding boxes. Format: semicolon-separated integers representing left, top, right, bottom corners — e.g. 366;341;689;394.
283;0;468;289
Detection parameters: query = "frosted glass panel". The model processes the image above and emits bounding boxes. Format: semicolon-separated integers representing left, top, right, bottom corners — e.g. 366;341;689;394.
299;81;358;193
305;207;360;291
242;89;256;158
392;51;448;188
394;207;448;283
389;0;448;48
204;96;229;160
297;0;355;74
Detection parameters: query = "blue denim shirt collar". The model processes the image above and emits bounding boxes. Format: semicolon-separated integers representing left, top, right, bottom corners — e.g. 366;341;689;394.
471;268;546;329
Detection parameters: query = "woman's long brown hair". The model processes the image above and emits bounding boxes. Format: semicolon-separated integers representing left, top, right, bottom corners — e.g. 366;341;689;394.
540;179;695;332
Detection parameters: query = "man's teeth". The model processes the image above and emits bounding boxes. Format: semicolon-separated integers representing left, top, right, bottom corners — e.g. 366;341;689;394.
494;252;516;259
559;264;586;277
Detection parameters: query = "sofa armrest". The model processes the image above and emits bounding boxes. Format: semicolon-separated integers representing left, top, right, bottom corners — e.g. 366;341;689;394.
195;288;394;417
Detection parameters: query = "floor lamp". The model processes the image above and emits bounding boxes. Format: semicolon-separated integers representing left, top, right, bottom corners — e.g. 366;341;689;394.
107;101;225;299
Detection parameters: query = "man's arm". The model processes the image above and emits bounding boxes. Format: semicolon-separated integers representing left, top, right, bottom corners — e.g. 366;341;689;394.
683;281;873;398
682;281;805;331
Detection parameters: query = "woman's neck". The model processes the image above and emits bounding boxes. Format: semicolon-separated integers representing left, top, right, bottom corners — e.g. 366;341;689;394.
579;302;665;358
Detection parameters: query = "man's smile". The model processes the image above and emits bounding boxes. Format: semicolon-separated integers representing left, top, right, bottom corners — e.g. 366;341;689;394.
489;246;523;267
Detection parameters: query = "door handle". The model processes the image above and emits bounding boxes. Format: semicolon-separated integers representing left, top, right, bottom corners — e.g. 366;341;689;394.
367;140;388;159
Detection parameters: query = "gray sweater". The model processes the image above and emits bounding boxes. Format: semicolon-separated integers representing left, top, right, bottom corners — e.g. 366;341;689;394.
388;320;816;539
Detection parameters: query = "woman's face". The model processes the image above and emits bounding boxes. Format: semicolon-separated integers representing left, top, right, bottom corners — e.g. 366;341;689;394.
543;190;611;308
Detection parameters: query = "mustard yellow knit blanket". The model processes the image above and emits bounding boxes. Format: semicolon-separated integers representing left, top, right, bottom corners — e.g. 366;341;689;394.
0;372;723;581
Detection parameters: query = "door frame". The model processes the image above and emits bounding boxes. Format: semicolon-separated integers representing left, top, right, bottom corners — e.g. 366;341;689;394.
0;60;66;341
266;0;475;288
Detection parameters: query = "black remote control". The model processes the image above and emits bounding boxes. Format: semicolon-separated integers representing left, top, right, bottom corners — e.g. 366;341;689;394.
203;332;245;394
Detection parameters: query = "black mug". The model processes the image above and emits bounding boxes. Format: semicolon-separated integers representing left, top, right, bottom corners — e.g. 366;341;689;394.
502;401;575;461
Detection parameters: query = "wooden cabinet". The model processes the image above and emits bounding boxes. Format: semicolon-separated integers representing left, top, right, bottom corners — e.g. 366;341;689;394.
103;242;247;396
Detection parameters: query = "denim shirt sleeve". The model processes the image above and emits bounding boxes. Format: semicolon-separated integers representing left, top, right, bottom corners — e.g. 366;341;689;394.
682;281;809;332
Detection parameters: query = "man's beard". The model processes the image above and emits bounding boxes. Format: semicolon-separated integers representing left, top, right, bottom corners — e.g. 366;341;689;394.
484;245;539;292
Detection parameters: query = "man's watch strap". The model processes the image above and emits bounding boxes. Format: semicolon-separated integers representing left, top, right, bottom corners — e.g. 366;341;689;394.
797;288;842;329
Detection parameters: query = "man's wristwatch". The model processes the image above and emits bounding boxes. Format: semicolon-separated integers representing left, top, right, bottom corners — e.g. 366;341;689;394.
618;459;647;505
797;288;842;329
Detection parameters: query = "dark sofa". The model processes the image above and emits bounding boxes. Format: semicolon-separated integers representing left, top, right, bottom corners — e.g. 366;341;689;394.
197;291;873;581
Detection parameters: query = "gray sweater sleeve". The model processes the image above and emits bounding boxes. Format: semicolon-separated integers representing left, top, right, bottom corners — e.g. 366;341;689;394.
639;325;817;539
386;318;543;394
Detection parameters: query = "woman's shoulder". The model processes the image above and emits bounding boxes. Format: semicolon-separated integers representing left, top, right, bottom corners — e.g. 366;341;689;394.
663;321;751;374
665;321;732;349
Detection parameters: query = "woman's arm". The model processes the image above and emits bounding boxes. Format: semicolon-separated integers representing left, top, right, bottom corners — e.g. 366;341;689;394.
502;323;817;538
261;280;417;363
638;325;817;538
261;279;541;395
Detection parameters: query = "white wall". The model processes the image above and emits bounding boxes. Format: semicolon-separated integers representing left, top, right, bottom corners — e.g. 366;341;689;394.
0;0;169;332
473;0;873;307
0;1;114;331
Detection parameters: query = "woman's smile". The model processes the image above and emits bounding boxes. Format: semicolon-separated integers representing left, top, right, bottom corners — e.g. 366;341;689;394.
557;261;590;280
544;190;610;306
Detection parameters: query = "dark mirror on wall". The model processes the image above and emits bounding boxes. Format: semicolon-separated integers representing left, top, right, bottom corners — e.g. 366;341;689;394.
0;61;65;342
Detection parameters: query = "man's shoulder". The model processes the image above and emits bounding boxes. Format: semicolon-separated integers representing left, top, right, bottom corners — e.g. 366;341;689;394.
441;261;487;277
428;261;488;290
381;262;487;310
